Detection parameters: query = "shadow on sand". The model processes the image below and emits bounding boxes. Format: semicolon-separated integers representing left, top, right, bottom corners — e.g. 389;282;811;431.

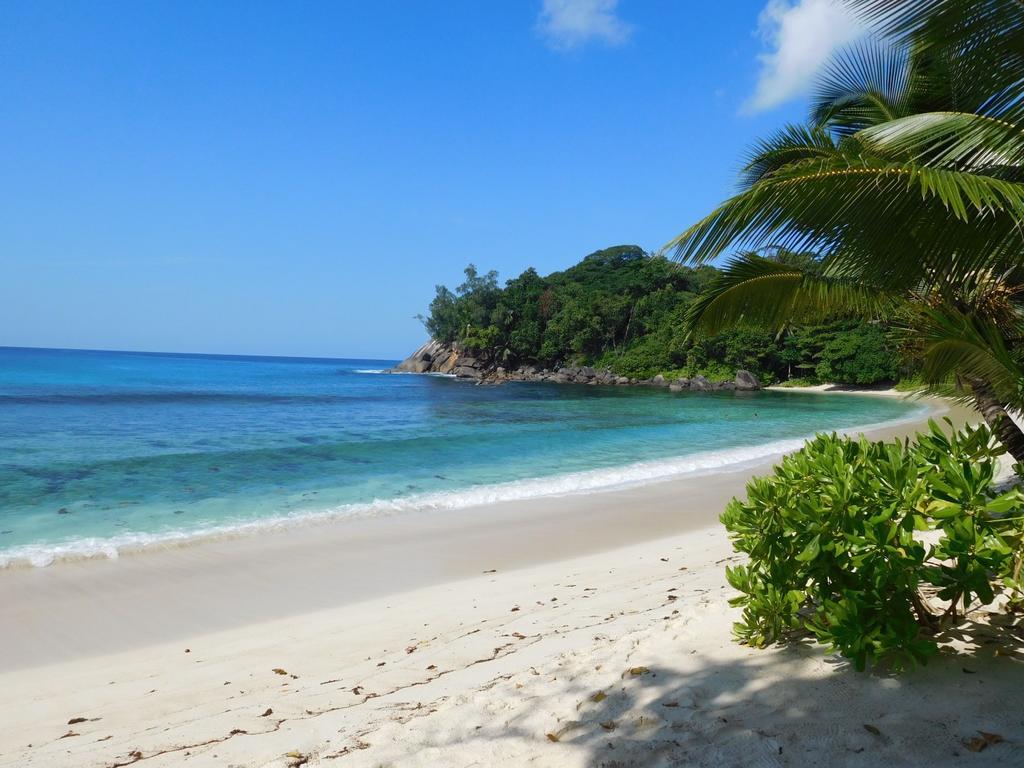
485;623;1024;768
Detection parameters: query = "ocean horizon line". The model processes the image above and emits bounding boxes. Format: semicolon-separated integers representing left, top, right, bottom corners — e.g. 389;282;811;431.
0;347;930;571
0;344;405;365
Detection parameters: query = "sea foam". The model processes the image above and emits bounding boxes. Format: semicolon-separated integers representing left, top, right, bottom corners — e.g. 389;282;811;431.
0;435;813;568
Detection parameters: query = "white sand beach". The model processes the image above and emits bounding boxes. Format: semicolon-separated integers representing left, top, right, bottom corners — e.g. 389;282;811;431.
2;398;1021;767
10;2;1024;765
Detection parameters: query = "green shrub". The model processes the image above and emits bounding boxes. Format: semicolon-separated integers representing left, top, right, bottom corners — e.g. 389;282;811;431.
600;335;678;379
773;376;820;388
813;323;899;384
686;328;781;381
893;374;927;392
722;421;1024;670
685;360;734;382
421;254;916;384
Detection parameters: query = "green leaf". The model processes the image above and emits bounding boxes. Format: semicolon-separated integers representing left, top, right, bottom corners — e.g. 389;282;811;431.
927;499;963;518
796;535;822;562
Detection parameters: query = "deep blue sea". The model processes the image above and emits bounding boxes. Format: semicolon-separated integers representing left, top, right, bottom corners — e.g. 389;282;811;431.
0;347;926;566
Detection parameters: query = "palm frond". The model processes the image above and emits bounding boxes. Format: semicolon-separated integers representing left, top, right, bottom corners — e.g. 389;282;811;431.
812;39;913;135
740;124;841;188
685;252;891;337
845;0;1024;121
911;302;1024;404
862;111;1024;170
666;155;1024;290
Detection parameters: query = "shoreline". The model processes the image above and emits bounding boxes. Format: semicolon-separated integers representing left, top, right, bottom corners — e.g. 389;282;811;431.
0;386;938;572
0;438;809;570
4;395;1017;768
3;395;1019;767
0;394;960;672
765;382;924;397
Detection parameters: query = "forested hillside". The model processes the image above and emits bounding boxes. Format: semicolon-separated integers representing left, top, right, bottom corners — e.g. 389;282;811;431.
421;246;911;385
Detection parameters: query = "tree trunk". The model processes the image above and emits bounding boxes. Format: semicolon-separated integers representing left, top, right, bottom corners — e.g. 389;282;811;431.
967;376;1024;464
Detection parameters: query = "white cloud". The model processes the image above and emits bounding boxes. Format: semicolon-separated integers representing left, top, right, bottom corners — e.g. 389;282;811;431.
745;0;865;113
537;0;632;51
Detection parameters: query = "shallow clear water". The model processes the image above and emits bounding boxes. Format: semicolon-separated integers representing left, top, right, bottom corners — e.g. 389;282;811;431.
0;347;925;565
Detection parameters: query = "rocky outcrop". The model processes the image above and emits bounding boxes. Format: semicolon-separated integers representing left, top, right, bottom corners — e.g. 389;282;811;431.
393;340;461;375
690;375;712;391
390;341;763;392
734;370;762;391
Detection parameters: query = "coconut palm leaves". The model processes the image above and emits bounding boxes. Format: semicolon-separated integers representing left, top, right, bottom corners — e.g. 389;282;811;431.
669;109;1024;291
910;299;1024;459
914;302;1024;401
667;1;1024;295
684;252;890;337
668;150;1024;290
669;1;1024;457
848;0;1024;120
863;111;1024;171
810;40;919;135
848;0;1024;192
740;124;845;187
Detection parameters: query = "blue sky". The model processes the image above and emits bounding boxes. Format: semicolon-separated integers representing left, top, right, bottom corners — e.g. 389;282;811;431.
0;0;864;359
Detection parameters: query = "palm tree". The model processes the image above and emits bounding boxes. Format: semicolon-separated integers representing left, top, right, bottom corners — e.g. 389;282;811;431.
665;0;1024;460
686;250;1024;460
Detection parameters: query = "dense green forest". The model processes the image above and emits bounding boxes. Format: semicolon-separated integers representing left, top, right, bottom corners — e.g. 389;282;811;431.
421;246;913;385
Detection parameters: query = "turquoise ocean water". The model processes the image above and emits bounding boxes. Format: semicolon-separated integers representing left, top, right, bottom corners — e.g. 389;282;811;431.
0;347;926;566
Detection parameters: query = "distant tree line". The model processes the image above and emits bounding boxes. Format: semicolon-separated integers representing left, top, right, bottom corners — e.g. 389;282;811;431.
420;245;913;385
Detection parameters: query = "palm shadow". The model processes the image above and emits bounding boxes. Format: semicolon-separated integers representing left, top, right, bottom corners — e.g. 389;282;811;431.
493;640;1024;767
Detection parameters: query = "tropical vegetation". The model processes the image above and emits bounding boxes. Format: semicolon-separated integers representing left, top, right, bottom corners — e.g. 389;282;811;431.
673;0;1024;667
724;420;1024;670
668;0;1024;461
421;246;909;384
